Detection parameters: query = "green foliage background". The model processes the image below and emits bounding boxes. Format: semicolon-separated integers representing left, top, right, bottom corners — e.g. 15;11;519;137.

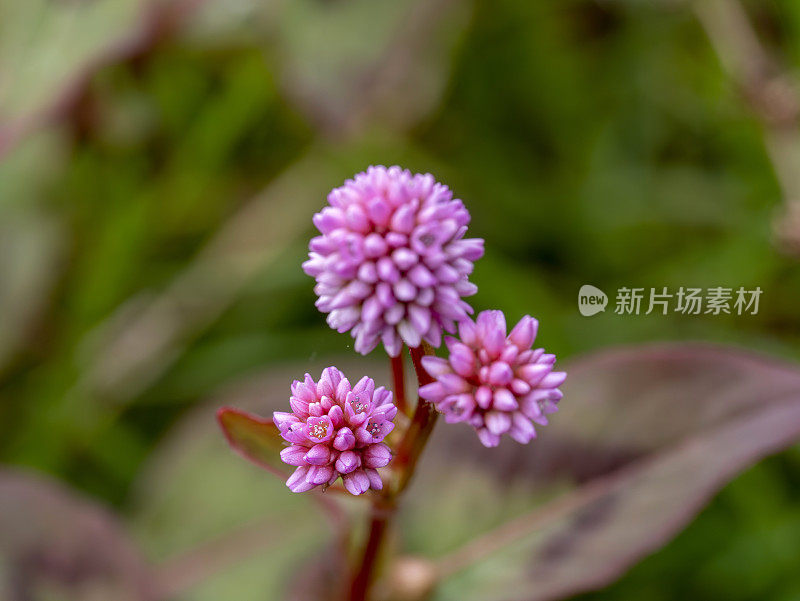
1;0;800;599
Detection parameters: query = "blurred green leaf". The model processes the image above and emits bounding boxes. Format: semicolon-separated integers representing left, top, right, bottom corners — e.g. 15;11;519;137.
0;209;64;373
0;0;167;153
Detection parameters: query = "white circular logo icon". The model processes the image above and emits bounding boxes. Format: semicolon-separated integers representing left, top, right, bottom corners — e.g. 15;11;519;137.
578;285;607;316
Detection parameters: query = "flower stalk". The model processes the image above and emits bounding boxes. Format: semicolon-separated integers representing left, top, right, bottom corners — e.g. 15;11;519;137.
349;496;396;601
349;342;438;601
390;352;409;417
394;342;439;493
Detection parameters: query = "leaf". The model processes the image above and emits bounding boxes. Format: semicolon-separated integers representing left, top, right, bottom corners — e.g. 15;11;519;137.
216;407;287;478
0;469;153;601
0;0;198;156
395;344;800;601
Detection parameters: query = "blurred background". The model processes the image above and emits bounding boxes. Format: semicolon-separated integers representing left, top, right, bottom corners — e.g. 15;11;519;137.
2;0;800;599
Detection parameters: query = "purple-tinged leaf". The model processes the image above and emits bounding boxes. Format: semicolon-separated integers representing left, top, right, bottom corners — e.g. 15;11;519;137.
396;344;800;601
0;469;154;601
217;406;288;478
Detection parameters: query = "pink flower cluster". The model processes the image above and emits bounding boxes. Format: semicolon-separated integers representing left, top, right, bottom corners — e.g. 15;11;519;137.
270;166;567;494
273;367;397;495
303;166;484;357
419;311;566;447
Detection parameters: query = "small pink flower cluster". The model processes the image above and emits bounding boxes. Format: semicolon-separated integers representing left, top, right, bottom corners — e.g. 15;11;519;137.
303;166;483;357
273;367;396;495
419;311;565;447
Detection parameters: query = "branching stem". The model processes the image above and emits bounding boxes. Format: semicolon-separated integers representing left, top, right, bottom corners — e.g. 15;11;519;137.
349;342;439;601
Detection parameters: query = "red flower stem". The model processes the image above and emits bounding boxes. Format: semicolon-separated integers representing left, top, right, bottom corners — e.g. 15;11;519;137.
349;342;438;601
349;497;395;601
390;351;409;417
394;342;439;493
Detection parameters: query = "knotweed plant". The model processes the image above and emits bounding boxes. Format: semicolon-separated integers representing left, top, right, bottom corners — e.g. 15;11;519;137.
218;166;566;601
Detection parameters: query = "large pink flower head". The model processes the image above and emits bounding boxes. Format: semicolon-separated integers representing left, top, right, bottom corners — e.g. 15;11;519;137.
273;367;396;495
419;310;566;448
303;166;484;356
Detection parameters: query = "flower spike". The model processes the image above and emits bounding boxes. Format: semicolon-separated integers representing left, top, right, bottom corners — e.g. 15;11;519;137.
275;367;397;495
303;166;484;356
419;311;566;447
